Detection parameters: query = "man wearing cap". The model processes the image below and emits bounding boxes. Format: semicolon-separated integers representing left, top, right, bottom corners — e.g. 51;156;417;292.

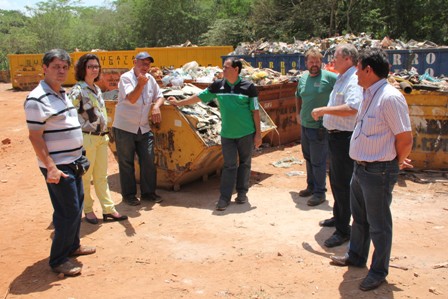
113;52;165;206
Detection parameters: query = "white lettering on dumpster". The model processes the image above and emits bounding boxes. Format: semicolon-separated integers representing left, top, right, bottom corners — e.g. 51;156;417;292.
426;53;436;64
411;55;419;65
263;102;273;109
393;54;402;65
425;68;434;76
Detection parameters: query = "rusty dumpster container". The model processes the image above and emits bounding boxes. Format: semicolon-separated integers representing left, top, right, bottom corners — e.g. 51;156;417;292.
404;90;448;169
104;90;276;191
257;82;300;146
189;81;301;146
0;70;10;83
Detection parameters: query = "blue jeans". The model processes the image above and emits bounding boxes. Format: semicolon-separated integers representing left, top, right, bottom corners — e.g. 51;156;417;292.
220;133;254;202
40;166;83;268
347;159;399;279
328;131;353;236
113;127;157;199
301;126;328;195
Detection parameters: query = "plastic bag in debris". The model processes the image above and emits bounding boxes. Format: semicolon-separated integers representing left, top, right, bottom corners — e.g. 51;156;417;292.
286;170;305;177
161;71;184;88
419;72;441;82
271;157;303;168
182;61;199;72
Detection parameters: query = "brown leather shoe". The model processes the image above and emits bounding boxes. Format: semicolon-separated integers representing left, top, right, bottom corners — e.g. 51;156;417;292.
70;245;96;256
141;193;163;203
298;189;313;197
52;260;82;276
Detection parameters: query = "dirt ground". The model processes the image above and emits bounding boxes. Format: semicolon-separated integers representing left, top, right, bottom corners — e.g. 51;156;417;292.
0;82;447;299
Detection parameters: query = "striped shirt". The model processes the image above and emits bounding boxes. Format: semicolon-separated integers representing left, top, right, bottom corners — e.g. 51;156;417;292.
349;79;412;162
113;69;163;134
24;80;83;168
323;66;362;131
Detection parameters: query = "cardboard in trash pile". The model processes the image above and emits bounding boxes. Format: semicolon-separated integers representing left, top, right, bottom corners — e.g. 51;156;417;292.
96;68;128;92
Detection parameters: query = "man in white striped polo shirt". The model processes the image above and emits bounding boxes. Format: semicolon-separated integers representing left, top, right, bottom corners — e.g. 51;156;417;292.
330;48;413;291
24;49;96;277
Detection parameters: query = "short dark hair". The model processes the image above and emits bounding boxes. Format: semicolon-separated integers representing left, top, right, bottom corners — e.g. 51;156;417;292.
75;53;101;82
42;49;71;67
358;48;390;79
226;57;242;74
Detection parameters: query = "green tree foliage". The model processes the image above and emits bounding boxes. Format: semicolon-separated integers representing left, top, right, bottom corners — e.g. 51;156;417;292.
200;0;254;46
118;0;210;47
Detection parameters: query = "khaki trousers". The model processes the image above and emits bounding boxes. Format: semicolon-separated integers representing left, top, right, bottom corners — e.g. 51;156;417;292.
82;133;116;214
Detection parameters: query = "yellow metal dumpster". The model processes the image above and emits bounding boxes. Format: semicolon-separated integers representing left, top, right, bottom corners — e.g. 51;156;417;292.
136;46;233;69
404;90;448;169
104;90;276;191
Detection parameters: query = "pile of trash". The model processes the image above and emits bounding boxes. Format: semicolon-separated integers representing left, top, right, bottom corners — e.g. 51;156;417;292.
389;68;448;93
239;59;293;85
162;84;222;146
160;61;223;87
230;33;446;56
160;60;297;87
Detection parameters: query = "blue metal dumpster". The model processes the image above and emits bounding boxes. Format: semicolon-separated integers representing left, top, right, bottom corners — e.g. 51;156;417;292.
226;47;448;77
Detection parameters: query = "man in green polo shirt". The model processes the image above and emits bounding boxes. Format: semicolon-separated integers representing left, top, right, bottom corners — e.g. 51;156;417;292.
168;58;261;211
296;48;337;206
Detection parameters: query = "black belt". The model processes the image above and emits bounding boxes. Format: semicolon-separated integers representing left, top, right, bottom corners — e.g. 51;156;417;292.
355;160;395;167
328;129;351;134
83;131;109;136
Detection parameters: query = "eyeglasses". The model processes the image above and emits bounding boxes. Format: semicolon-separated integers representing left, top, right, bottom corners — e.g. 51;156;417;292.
87;65;100;70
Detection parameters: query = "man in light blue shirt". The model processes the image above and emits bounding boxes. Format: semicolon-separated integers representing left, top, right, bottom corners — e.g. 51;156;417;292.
330;48;413;292
311;44;362;248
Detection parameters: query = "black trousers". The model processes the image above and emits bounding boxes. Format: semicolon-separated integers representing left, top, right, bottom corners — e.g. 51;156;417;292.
328;131;353;236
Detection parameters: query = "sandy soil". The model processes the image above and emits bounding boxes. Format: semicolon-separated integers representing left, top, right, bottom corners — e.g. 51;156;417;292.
0;82;447;299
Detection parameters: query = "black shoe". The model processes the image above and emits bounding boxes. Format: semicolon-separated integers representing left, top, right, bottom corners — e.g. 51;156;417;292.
235;194;248;204
124;197;141;206
216;199;229;211
141;193;163;203
359;276;385;291
103;213;128;222
298;189;313;197
319;217;335;227
307;194;325;206
84;216;99;225
324;232;350;248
